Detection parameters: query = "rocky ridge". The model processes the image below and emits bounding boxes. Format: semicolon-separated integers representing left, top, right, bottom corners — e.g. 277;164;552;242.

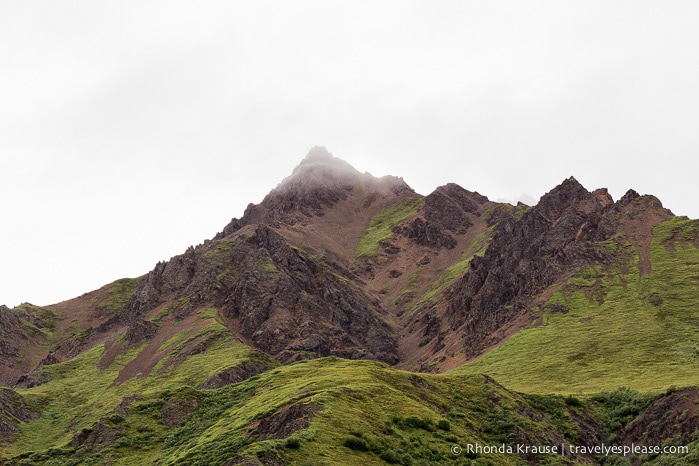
0;148;678;384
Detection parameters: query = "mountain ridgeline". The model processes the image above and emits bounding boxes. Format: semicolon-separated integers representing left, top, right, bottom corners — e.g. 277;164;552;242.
2;147;699;465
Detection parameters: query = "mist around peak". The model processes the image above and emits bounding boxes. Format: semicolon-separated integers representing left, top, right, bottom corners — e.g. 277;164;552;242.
273;146;411;198
290;146;360;178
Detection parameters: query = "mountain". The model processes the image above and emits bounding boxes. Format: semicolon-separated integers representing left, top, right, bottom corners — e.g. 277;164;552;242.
2;147;699;465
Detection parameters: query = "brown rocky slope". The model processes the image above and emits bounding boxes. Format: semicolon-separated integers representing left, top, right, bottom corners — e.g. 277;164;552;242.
0;147;677;387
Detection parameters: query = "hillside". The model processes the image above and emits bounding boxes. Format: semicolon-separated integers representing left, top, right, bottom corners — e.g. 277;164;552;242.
2;147;699;465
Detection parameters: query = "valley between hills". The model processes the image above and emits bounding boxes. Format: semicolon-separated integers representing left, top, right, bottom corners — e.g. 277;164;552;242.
2;147;699;465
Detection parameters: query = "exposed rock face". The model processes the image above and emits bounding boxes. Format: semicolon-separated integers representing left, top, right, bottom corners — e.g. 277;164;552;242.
199;360;272;389
0;305;21;359
442;176;668;357
116;225;399;365
423;183;487;233
218;146;414;235
0;388;39;440
71;419;124;453
391;184;489;249
114;395;141;417
254;402;322;440
0;304;59;387
393;218;457;249
13;371;50;389
68;148;406;366
240;226;398;363
617;388;699;447
124;320;158;346
0;340;19;358
0;305;26;384
160;394;200;428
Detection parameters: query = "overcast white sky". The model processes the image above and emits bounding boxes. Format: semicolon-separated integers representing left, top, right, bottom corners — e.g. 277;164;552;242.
1;1;698;308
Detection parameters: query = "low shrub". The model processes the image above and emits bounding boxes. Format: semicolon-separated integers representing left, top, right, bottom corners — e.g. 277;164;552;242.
343;436;369;452
284;438;301;449
437;419;451;431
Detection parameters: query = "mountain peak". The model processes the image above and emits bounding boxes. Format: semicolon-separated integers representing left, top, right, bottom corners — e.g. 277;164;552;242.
539;176;589;202
218;147;414;236
533;176;591;220
290;146;360;179
301;145;333;163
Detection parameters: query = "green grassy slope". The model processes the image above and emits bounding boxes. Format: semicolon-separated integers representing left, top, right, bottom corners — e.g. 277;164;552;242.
1;355;641;466
8;353;699;465
1;311;274;463
355;197;424;258
452;217;699;394
97;278;142;315
415;225;495;312
4;319;699;465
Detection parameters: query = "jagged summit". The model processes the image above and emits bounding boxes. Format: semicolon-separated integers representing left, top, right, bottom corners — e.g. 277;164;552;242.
303;145;333;161
257;147;413;217
217;148;415;236
282;146;404;192
620;188;640;204
546;175;587;195
290;146;357;177
534;176;591;220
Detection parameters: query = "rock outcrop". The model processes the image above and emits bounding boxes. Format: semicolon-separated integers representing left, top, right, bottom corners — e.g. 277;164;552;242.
442;177;669;357
0;388;39;441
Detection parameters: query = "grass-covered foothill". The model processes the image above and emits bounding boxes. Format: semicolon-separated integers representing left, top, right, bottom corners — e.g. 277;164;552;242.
1;312;270;463
452;217;699;394
4;357;620;466
355;196;424;258
5;350;699;465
